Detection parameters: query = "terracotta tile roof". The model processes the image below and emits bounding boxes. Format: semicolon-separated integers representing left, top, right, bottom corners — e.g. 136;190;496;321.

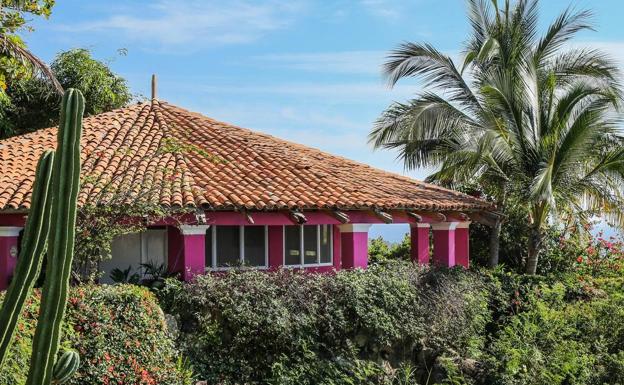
0;100;492;212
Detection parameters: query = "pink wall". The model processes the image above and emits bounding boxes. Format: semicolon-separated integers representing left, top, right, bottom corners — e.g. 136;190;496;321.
433;227;456;267
455;226;469;268
341;232;369;269
153;210;467;227
333;225;341;270
182;234;206;280
167;226;206;280
410;225;430;265
0;214;26;227
167;227;185;276
268;225;283;269
0;208;473;286
0;233;20;290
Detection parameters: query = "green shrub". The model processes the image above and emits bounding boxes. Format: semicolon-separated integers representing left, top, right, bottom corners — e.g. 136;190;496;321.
0;284;192;385
368;234;411;264
160;263;492;384
484;274;624;385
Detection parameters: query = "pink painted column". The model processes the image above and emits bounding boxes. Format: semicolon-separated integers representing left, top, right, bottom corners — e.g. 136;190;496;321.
338;224;371;269
268;225;284;269
432;222;458;267
170;225;210;281
167;226;184;275
410;223;430;265
455;222;470;268
0;227;22;291
332;224;342;270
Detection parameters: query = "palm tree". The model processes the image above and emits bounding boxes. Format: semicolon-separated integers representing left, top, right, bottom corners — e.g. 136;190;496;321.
369;0;624;274
0;1;62;93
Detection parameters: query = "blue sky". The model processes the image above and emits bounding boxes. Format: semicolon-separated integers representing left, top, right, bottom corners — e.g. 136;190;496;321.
23;0;624;242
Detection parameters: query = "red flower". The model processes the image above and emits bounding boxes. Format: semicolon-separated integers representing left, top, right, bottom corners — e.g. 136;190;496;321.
577;256;583;263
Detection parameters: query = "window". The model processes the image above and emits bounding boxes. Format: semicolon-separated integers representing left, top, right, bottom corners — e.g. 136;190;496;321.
206;226;268;269
284;225;333;266
101;229;167;284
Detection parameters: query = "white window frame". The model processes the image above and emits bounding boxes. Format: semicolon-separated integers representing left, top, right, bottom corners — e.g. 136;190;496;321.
206;225;269;271
283;224;333;268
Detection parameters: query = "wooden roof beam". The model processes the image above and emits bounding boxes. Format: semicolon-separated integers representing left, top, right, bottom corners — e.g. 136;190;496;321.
330;209;350;224
373;208;393;224
241;209;255;225
406;211;423;222
467;211;503;227
289;210;307;225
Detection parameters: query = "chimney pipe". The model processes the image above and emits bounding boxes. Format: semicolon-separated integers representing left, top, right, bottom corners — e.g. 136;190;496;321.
151;74;157;100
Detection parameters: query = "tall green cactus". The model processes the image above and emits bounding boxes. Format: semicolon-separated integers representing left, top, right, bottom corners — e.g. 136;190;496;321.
26;88;84;385
0;150;55;368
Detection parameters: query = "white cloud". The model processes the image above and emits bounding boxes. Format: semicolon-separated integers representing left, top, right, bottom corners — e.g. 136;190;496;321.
58;0;304;51
171;81;420;102
254;51;386;75
359;0;402;20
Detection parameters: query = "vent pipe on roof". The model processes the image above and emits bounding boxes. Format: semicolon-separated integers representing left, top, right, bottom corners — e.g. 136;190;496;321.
151;74;157;100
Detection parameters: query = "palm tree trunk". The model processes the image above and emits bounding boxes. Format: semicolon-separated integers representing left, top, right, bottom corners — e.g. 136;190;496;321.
488;218;502;268
525;225;542;275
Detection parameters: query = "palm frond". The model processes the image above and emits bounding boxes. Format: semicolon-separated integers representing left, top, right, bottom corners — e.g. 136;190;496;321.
535;6;594;65
383;43;482;112
0;34;62;94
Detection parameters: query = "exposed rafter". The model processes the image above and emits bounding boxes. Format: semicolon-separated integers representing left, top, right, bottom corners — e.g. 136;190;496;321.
468;211;503;227
406;211;423;222
289;210;307;224
241;209;255;225
373;208;393;224
330;210;350;224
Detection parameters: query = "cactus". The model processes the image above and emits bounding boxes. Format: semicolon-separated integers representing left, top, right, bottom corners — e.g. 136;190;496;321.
25;88;84;385
0;151;55;368
51;350;80;385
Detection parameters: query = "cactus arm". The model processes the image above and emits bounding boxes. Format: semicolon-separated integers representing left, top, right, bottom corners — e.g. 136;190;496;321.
26;89;84;385
0;150;55;368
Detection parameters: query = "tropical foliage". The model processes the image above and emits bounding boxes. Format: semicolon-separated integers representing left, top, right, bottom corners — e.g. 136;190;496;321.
159;259;624;385
369;0;624;274
0;0;60;93
0;285;193;385
1;48;132;137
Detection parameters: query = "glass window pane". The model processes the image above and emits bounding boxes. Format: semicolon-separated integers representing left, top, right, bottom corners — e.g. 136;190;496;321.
216;226;240;267
244;226;266;267
205;228;213;267
303;225;318;265
319;225;332;264
284;226;301;265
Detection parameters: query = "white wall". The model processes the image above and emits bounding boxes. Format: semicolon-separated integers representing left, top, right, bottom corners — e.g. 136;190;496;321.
99;229;167;284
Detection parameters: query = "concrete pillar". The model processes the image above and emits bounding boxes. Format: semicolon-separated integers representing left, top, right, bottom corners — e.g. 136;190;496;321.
432;222;459;267
455;222;470;268
338;224;372;269
168;225;210;281
0;227;22;290
410;223;430;265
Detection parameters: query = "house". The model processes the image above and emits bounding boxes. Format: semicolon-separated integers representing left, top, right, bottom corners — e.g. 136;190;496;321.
0;97;495;289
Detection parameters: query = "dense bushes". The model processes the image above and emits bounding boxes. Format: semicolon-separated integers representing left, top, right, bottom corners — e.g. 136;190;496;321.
160;263;493;384
161;261;624;385
486;274;624;384
0;284;192;385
